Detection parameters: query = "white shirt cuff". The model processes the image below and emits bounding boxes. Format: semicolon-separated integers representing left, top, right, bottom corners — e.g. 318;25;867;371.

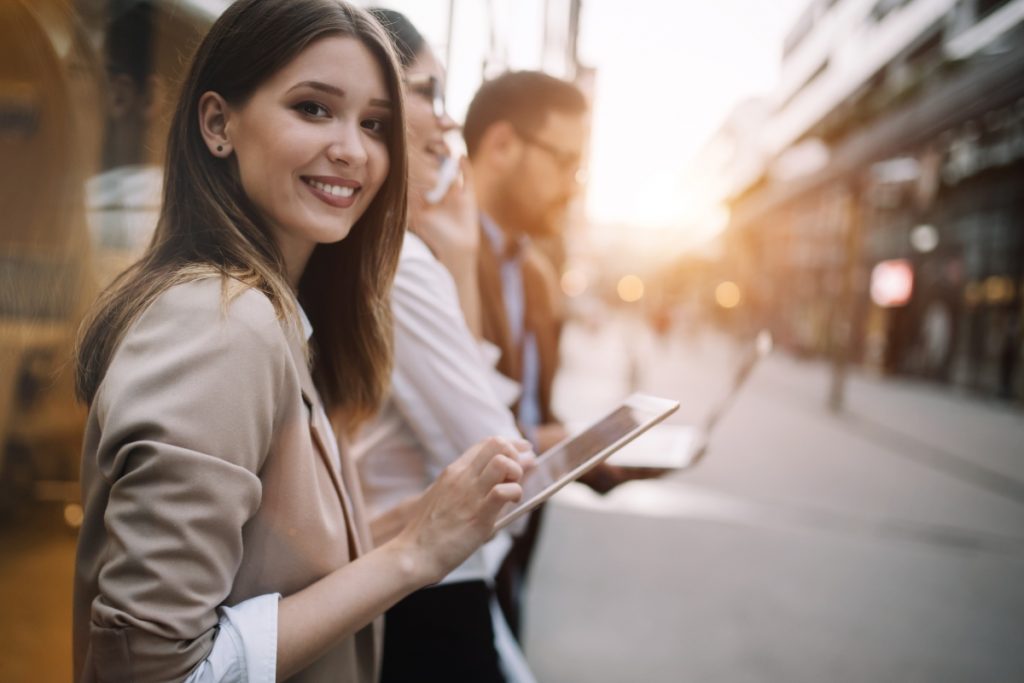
183;592;280;683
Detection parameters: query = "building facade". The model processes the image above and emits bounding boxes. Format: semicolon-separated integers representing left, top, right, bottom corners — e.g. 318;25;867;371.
723;0;1024;400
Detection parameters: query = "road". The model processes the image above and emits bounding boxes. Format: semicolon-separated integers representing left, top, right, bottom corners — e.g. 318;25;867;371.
2;313;1023;682
521;313;1024;682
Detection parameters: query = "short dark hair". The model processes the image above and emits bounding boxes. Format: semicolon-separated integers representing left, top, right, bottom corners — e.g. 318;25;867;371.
463;71;586;158
367;8;425;68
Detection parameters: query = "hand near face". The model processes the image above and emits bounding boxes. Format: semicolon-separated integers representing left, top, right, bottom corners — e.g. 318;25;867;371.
394;436;525;583
410;156;480;274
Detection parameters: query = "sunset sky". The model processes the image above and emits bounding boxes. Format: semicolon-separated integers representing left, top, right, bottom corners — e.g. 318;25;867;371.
380;0;808;237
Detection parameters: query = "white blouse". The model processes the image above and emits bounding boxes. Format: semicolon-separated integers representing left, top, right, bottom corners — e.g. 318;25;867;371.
353;232;525;582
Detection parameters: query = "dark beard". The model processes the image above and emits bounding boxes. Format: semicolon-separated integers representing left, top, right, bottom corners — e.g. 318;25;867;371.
492;183;565;238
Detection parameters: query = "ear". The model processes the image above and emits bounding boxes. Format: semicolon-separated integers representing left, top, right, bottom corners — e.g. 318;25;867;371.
198;91;233;157
477;120;523;172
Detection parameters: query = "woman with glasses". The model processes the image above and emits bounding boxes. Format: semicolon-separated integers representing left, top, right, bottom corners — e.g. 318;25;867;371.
352;9;538;683
71;2;525;681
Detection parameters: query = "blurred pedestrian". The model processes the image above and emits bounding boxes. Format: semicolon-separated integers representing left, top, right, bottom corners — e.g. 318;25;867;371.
71;2;524;681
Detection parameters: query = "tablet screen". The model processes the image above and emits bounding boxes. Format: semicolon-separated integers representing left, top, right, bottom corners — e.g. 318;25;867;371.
494;394;678;530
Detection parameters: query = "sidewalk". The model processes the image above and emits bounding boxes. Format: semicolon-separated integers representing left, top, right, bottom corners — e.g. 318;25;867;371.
521;313;1024;683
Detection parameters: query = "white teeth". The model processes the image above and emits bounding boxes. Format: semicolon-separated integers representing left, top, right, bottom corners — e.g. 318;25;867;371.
308;179;355;198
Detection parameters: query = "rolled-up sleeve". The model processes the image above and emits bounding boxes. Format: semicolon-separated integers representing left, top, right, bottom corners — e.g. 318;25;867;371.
86;282;291;681
183;593;280;683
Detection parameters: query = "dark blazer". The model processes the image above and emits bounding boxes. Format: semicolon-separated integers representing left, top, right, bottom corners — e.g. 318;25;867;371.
477;225;564;425
73;277;380;683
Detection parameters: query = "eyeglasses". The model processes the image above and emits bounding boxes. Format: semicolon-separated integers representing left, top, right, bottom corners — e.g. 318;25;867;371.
404;73;446;119
513;126;583;176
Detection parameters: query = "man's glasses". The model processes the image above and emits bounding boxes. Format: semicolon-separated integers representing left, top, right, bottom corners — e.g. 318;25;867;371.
404;73;446;119
513;126;582;176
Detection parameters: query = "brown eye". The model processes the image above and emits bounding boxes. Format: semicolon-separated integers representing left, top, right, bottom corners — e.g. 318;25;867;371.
362;117;388;136
296;101;330;118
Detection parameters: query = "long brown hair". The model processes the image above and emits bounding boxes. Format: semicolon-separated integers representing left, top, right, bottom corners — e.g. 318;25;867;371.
75;0;408;425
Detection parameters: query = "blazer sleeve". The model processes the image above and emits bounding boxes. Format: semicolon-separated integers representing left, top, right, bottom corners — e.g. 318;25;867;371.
86;281;291;682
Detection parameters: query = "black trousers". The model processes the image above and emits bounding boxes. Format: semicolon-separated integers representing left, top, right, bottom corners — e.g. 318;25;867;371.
495;504;546;640
380;580;505;683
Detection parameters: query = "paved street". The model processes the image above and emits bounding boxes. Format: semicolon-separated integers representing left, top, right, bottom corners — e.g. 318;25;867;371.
521;312;1024;682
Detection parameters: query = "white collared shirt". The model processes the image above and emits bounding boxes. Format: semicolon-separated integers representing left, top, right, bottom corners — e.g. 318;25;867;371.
353;232;525;582
353;233;536;683
480;213;543;436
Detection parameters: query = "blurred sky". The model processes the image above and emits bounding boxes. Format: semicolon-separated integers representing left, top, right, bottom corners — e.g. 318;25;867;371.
379;0;808;236
579;0;806;233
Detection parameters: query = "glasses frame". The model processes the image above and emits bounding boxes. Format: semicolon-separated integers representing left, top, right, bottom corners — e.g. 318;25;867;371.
512;126;582;175
404;73;446;120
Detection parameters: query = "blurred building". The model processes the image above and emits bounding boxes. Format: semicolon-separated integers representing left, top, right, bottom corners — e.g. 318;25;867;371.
720;0;1024;400
1;0;590;508
1;0;220;511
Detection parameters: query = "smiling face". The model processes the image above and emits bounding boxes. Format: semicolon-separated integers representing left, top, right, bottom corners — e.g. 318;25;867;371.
211;36;392;281
403;46;457;199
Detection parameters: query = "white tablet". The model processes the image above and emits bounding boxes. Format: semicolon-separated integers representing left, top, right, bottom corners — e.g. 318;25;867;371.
493;393;679;531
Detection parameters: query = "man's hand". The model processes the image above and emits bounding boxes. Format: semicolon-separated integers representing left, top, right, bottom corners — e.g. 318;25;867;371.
578;462;671;495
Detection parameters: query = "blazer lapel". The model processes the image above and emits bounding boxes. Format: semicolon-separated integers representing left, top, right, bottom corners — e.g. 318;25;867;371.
521;247;563;424
288;329;364;559
302;387;364;559
478;223;521;383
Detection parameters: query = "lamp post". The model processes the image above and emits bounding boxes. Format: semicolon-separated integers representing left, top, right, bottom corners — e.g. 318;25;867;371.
827;184;864;413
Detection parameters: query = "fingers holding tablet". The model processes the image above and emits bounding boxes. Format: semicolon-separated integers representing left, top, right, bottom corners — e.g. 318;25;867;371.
493;394;680;532
396;436;526;581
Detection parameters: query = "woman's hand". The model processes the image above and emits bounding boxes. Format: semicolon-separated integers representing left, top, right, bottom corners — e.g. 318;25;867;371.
410;156;480;275
276;437;534;677
393;436;527;584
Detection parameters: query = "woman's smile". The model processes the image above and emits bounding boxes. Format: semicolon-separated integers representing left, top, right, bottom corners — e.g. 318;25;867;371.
301;174;362;208
221;35;391;282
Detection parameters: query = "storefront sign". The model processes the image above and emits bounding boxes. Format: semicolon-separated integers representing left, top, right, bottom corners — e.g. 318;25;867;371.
871;259;914;307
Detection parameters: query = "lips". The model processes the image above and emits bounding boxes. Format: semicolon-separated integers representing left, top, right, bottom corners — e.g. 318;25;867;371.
301;175;361;208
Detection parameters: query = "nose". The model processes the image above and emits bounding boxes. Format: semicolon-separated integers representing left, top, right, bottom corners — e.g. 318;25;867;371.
326;120;369;167
437;110;458;133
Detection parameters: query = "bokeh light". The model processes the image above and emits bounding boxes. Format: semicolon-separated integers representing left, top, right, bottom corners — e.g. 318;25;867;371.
715;281;741;309
617;274;644;303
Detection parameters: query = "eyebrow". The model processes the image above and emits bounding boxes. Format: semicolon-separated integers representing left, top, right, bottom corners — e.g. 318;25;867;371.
288;80;392;108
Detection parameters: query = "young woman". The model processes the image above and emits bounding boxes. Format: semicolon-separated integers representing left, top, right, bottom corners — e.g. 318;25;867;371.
353;10;536;683
72;2;524;681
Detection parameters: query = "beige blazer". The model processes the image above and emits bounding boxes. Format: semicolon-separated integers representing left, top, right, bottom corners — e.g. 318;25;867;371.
73;278;380;682
477;227;564;425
